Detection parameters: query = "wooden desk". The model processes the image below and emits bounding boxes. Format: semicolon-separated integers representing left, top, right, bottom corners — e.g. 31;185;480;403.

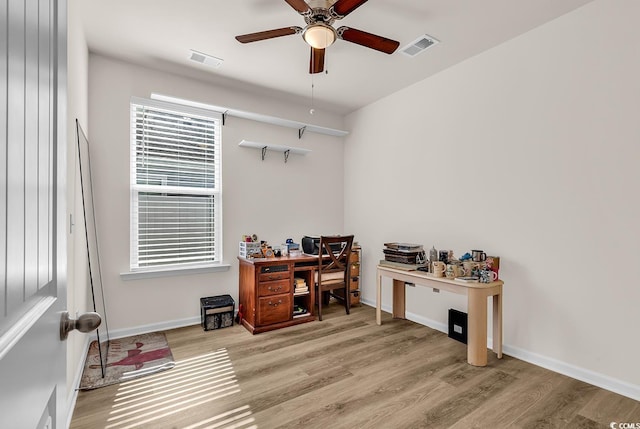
376;265;503;367
238;254;319;334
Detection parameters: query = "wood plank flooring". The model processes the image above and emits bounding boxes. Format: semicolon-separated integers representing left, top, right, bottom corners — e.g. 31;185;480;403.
70;304;639;429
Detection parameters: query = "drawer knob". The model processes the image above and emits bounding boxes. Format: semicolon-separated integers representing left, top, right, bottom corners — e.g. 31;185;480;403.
268;299;283;307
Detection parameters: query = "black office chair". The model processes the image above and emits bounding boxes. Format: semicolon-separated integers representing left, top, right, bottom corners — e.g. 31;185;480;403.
315;235;354;321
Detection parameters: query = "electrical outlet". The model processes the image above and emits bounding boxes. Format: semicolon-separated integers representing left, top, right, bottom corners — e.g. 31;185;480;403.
433;288;440;293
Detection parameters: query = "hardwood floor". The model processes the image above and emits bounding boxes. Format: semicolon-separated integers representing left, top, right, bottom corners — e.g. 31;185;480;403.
70;304;639;429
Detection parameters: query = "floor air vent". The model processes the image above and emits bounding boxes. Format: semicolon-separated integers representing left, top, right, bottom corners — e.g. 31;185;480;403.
401;34;439;57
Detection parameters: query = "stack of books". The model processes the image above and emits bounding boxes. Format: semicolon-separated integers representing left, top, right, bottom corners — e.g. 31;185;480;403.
380;242;427;270
293;304;309;317
294;277;308;294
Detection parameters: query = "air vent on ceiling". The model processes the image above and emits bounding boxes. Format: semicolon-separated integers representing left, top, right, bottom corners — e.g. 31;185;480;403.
189;50;224;68
400;34;439;57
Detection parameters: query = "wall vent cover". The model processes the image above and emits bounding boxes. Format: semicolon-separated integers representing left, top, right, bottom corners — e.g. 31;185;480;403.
189;50;224;68
401;34;439;57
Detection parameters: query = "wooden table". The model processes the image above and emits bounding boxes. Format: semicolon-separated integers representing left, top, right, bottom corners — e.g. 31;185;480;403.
376;265;503;367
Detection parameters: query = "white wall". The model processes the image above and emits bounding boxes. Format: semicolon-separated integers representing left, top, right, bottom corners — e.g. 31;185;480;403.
88;55;345;332
344;0;640;399
66;0;91;412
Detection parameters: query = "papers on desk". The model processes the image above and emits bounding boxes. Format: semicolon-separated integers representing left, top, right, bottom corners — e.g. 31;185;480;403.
379;260;426;271
454;276;480;283
383;242;424;252
382;243;426;265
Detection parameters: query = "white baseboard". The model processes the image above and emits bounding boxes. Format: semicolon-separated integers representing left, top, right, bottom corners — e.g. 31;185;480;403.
405;310;449;334
360;298;639;401
503;344;640;401
361;298;449;333
107;316;201;340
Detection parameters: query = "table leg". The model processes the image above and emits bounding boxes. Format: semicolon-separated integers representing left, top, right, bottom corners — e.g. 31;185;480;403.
467;288;488;367
392;279;406;320
493;286;503;359
376;269;382;325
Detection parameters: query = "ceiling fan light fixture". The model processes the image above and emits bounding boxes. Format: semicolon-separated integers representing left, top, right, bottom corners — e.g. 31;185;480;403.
303;23;336;49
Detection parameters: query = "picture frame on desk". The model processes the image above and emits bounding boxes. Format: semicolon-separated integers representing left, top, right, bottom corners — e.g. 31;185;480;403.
262;248;275;258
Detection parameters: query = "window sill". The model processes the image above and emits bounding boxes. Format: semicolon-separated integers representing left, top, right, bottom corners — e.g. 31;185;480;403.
120;263;231;281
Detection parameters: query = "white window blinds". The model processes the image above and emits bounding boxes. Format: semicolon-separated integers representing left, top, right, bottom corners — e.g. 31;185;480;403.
130;97;222;270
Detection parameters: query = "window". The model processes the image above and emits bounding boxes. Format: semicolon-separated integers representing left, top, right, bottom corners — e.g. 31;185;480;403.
130;97;222;271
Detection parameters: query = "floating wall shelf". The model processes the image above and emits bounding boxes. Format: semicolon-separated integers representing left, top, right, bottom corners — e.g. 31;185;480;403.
151;93;349;139
239;140;311;163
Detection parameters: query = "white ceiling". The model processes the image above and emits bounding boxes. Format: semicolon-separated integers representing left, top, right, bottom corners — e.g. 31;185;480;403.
75;0;595;115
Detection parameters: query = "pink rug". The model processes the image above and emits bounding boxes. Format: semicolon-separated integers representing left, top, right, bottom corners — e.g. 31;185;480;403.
79;332;175;390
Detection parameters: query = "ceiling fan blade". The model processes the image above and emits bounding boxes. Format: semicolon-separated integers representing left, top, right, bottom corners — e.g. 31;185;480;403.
309;47;325;74
337;26;400;54
284;0;312;15
330;0;369;18
235;26;302;44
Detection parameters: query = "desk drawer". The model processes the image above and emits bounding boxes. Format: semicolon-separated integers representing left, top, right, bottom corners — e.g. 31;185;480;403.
257;294;291;325
259;264;290;282
259;271;290;282
258;279;291;297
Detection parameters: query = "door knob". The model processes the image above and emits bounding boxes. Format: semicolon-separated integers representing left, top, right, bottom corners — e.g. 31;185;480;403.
60;311;102;340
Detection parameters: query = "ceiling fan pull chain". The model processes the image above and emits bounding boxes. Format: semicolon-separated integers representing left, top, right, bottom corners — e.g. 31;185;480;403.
309;74;316;115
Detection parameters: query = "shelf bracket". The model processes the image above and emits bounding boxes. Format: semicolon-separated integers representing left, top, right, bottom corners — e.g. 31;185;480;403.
284;149;290;163
298;126;306;139
222;110;228;126
261;146;267;161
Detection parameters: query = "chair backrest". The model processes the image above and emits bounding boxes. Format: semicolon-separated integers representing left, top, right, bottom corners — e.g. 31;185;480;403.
317;235;354;285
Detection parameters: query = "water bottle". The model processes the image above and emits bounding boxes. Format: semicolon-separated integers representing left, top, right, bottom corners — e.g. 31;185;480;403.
429;246;438;263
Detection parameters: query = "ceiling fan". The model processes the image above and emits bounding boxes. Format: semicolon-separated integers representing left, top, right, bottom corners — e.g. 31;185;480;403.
235;0;400;74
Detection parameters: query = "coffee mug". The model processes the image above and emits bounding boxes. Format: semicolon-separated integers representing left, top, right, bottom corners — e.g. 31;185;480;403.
472;250;487;262
432;261;446;277
479;269;498;283
432;261;445;270
462;261;476;276
453;264;466;277
445;264;456;278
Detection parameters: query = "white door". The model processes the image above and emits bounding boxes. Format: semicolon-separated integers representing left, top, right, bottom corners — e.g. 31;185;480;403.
0;1;68;428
